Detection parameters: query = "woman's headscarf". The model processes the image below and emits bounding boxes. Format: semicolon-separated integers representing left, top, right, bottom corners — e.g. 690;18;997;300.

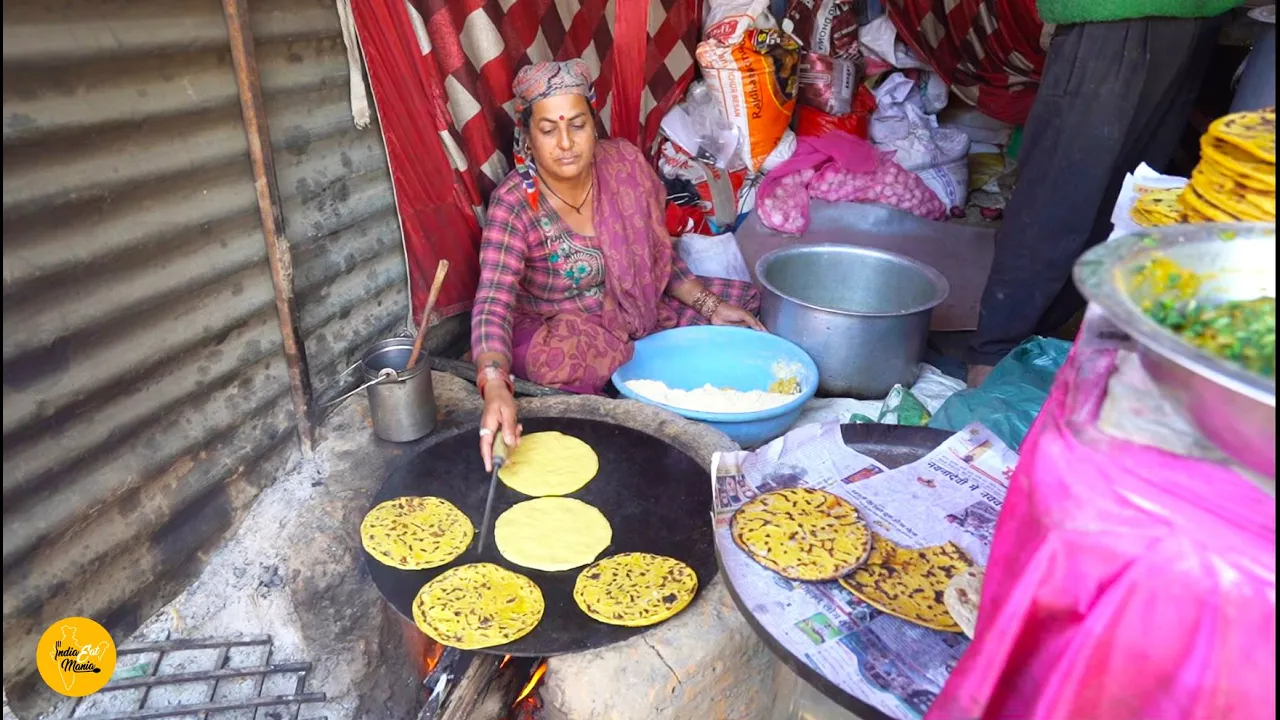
511;60;597;204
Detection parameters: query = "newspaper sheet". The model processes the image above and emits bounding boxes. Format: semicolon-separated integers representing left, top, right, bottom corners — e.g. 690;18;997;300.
711;422;1018;719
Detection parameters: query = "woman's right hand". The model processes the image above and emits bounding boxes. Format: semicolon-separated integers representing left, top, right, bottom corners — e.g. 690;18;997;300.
479;384;521;473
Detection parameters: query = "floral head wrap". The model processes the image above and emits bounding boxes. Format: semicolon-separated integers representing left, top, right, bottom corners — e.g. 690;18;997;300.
511;60;597;207
512;59;596;116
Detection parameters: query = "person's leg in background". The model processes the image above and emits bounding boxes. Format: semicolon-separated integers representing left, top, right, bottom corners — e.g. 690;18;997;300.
966;16;1223;387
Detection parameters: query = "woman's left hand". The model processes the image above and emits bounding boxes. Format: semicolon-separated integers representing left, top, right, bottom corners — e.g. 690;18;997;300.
710;303;767;331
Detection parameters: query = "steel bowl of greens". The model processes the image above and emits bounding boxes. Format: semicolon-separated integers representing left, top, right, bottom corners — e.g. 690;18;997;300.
1074;223;1275;479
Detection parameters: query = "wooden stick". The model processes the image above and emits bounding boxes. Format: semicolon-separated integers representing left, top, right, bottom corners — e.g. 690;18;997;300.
222;0;315;454
406;260;450;371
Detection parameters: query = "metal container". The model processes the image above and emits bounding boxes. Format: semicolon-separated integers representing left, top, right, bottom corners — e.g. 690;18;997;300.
1073;223;1276;478
360;337;438;443
756;244;950;399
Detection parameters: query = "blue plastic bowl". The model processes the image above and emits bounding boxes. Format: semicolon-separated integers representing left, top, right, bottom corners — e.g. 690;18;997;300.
611;326;819;447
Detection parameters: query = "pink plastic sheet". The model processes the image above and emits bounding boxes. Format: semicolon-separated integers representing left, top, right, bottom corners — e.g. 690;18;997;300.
928;333;1277;720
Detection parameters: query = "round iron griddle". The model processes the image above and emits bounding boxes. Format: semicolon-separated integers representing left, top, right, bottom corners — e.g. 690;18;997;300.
717;424;953;720
364;416;717;657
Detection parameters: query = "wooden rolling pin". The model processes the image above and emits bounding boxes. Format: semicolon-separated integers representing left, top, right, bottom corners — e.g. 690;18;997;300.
405;259;450;371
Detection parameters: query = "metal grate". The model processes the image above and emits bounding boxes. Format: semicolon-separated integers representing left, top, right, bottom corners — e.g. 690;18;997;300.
70;635;326;720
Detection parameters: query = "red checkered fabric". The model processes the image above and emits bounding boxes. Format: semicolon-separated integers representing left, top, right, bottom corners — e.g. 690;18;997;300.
357;0;702;324
886;0;1049;126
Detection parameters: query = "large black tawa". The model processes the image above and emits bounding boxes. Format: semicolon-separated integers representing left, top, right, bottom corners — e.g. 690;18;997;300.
364;416;718;657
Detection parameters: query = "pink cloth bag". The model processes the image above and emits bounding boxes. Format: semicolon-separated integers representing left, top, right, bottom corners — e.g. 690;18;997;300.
928;334;1276;720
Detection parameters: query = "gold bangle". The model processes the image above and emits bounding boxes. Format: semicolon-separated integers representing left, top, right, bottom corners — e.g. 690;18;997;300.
692;290;721;319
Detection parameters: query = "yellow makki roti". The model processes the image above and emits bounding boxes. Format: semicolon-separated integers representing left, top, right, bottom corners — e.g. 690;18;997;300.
495;497;613;572
1177;108;1275;224
1130;187;1185;227
360;496;473;570
498;431;600;496
839;535;974;633
731;487;872;581
412;563;545;649
573;552;699;627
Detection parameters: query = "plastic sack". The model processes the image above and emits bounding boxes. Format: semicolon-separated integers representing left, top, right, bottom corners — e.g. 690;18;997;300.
927;316;1276;720
795;85;876;139
697;28;801;171
858;15;930;75
676;232;753;282
929;337;1069;451
704;0;774;44
783;0;859;57
797;52;858;115
871;72;970;213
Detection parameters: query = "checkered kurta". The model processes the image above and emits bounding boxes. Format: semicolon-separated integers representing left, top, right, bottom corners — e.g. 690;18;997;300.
382;0;703;324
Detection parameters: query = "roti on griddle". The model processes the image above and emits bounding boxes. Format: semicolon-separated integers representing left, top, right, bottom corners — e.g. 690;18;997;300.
498;431;600;497
731;488;872;581
839;535;973;633
573;552;698;627
360;496;473;570
412;563;544;649
495;497;613;572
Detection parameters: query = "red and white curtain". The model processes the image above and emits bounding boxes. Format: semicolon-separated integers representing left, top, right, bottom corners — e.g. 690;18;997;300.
350;0;703;324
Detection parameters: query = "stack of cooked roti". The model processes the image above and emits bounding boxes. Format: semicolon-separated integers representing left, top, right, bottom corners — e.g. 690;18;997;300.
731;487;980;634
1178;108;1275;224
1130;187;1185;227
360;431;700;650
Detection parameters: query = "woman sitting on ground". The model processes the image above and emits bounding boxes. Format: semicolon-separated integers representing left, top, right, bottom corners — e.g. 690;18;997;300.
472;59;763;467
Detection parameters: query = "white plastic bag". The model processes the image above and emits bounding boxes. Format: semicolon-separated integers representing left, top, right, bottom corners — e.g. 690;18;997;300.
660;81;743;170
858;16;930;72
704;0;774;44
871;73;970;211
676;232;753;281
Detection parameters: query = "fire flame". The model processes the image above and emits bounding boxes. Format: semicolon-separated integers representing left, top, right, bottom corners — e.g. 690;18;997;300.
513;660;548;705
422;641;445;674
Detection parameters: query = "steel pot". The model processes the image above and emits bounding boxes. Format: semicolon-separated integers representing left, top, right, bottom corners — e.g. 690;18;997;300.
756;244;949;399
1073;223;1276;478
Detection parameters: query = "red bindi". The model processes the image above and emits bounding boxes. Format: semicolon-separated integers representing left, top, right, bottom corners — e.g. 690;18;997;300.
558;115;565;121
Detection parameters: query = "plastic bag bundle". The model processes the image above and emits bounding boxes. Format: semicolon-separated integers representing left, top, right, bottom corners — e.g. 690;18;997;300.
927;312;1276;720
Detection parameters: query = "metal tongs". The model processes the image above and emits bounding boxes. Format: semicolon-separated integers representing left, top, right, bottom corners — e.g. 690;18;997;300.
476;433;509;553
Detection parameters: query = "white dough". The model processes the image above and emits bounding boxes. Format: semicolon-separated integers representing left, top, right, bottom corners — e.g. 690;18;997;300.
624;379;797;414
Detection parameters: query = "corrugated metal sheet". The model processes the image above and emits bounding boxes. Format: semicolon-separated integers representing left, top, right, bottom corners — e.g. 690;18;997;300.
0;0;415;698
